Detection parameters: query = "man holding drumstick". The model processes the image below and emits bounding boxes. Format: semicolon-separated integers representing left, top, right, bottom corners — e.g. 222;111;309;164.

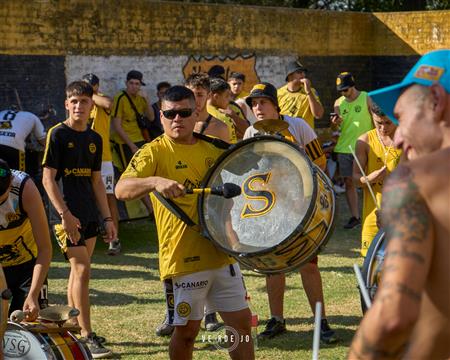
349;50;450;359
243;83;337;344
116;86;253;360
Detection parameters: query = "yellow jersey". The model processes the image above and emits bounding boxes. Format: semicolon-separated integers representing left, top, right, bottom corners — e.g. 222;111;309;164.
0;171;37;267
207;104;238;144
120;135;235;280
361;129;402;256
111;91;147;144
277;84;321;129
89;95;112;162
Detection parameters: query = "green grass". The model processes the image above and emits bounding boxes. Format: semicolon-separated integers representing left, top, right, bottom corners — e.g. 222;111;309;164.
48;195;364;359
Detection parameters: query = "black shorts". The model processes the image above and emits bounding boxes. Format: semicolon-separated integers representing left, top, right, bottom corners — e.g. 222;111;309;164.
0;144;25;171
113;141;145;172
54;221;99;256
4;259;48;315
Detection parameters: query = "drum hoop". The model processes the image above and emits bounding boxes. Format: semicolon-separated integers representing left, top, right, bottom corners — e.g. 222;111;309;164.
362;230;386;285
198;135;320;257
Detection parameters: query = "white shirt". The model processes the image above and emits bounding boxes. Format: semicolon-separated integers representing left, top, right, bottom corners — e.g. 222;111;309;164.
243;115;317;147
0;110;46;151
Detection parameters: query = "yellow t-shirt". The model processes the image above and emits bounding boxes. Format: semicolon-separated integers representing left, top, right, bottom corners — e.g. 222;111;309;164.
120;135;235;279
111;91;147;144
361;129;402;257
0;171;37;267
236;90;249;100
277;84;321;129
90;95;112;162
207;104;238;144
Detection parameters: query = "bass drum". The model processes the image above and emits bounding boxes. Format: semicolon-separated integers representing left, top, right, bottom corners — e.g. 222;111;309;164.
360;229;386;313
198;135;336;274
3;321;92;359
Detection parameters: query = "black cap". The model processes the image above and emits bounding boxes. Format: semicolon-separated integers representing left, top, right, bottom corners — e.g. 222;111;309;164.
245;82;279;109
336;72;355;91
82;73;100;86
126;70;146;86
208;65;225;79
285;60;307;81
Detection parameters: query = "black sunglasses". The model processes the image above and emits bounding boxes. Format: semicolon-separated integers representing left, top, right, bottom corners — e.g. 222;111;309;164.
162;109;194;120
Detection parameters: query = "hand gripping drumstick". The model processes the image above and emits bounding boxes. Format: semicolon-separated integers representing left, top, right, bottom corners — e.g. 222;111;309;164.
348;145;380;211
185;183;241;199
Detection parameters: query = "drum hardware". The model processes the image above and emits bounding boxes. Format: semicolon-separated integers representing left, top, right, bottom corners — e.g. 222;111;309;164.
312;302;322;360
353;264;372;309
253;119;289;135
186;183;241;198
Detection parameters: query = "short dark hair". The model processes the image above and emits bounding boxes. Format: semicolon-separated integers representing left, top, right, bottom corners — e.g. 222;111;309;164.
66;81;94;98
208;65;225;79
157;81;171;91
162;86;195;107
0;159;12;196
185;73;210;91
229;72;245;82
82;73;100;86
370;102;386;117
210;78;230;94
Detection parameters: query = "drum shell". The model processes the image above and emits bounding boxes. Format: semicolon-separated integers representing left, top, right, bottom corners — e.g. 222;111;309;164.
199;136;336;274
361;229;386;313
0;265;8;340
3;321;92;359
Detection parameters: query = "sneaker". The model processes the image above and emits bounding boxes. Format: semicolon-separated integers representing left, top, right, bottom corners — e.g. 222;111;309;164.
258;317;286;339
205;313;221;332
343;217;361;229
107;240;121;256
155;316;174;337
320;319;338;344
83;332;112;359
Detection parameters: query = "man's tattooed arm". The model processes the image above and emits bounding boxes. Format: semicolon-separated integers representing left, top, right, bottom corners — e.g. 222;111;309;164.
348;164;434;359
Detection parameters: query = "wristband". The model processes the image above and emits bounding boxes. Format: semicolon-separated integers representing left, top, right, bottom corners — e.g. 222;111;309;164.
306;91;312;96
103;217;113;223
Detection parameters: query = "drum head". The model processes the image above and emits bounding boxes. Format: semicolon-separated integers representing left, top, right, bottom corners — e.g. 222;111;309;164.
4;322;46;359
200;136;315;255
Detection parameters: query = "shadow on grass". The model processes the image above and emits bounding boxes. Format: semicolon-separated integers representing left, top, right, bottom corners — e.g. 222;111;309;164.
48;288;164;307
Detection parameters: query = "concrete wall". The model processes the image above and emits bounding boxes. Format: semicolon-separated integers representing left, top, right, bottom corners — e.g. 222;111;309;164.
0;1;448;127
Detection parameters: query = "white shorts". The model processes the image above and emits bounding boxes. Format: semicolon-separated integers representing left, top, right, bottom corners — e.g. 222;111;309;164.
171;263;248;326
101;161;114;194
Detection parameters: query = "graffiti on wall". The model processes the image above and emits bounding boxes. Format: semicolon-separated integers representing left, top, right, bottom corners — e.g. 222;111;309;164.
182;54;260;92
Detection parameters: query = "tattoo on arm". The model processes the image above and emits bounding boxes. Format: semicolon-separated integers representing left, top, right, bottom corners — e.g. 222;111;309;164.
382;164;431;245
377;281;422;303
384;247;425;264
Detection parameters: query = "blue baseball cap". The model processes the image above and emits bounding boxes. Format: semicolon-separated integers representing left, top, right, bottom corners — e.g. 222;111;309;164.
369;49;450;124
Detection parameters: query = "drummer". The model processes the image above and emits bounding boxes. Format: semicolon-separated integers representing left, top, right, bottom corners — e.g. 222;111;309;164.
243;83;337;343
352;103;402;257
349;50;450;359
115;86;254;359
0;159;52;321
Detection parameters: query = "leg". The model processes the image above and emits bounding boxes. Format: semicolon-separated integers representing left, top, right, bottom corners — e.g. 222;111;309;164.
299;262;326;317
266;273;285;318
66;244;92;337
141;194;153;215
220;308;254;360
169;320;201;360
344;176;359;218
107;194;120;236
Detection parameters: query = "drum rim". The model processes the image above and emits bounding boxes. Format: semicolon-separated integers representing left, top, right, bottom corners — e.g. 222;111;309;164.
198;135;319;257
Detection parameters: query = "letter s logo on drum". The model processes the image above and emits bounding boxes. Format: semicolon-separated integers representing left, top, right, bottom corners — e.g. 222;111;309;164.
241;172;275;219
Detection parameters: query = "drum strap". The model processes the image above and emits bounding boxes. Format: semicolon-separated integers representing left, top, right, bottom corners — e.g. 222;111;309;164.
193;132;231;150
153;191;196;227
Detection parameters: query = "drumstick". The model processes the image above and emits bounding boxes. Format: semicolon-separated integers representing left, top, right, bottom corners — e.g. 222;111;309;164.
353;263;372;309
185;183;241;199
348;145;380;211
312;302;322;360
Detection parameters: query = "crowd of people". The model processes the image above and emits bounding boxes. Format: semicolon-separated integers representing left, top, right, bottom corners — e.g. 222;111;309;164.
0;49;448;359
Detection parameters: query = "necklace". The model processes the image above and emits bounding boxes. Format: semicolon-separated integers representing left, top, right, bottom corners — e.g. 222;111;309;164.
375;128;394;166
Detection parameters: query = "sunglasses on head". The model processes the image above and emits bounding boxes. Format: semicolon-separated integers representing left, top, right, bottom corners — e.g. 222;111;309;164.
162;109;194;120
